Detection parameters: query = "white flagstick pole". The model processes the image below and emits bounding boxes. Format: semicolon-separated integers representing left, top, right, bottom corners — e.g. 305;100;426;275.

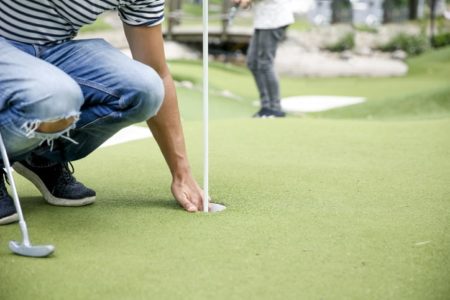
202;0;209;212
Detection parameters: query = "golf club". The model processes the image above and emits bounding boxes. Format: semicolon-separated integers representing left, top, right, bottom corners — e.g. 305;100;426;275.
228;3;239;26
203;0;226;213
0;132;55;257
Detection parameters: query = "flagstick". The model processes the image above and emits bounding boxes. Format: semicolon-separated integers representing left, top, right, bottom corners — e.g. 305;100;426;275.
202;0;209;212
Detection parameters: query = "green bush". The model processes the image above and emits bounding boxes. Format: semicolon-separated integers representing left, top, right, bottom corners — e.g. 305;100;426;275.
378;33;429;56
354;25;378;34
325;32;355;52
431;32;450;48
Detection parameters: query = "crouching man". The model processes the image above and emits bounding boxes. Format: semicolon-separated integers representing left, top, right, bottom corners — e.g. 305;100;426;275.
0;0;205;225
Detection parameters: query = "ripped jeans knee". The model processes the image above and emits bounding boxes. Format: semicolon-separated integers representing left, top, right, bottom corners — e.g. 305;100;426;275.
22;114;81;151
0;112;81;165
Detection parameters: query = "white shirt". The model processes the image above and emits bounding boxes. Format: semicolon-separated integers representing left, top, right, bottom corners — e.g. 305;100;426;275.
253;0;295;29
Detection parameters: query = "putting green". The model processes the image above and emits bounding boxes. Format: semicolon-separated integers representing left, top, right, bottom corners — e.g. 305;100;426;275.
1;48;449;299
1;118;449;300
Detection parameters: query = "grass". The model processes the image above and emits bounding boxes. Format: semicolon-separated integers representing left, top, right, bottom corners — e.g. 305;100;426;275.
311;48;450;119
0;46;449;299
1;119;449;299
168;47;450;121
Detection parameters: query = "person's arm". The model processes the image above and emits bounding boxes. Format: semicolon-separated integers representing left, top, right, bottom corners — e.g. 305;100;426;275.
232;0;252;8
123;23;203;212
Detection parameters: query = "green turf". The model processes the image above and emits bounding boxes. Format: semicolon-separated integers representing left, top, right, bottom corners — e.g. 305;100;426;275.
1;119;449;299
311;47;450;119
1;48;449;299
169;47;450;121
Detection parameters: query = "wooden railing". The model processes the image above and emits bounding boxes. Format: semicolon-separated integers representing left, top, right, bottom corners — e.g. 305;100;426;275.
165;0;239;42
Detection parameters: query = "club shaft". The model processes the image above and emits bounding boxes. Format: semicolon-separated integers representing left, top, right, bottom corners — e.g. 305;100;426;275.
0;132;31;245
228;4;239;26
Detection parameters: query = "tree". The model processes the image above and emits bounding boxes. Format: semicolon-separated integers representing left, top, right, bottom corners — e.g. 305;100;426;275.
331;0;352;23
409;0;419;19
383;0;409;23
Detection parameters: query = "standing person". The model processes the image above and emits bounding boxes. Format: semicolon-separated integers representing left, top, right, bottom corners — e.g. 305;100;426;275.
233;0;294;117
0;0;206;225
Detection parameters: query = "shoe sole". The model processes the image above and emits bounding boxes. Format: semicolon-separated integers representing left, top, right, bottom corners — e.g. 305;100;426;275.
13;163;95;207
0;213;19;225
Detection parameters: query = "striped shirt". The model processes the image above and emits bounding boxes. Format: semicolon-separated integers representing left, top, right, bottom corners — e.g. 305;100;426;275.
0;0;165;45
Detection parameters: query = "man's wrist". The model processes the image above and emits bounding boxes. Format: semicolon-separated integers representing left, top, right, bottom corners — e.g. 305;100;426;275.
171;163;192;181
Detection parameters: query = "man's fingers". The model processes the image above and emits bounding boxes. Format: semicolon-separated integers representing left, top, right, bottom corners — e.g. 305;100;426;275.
171;180;206;212
177;194;198;212
184;191;207;212
185;202;198;212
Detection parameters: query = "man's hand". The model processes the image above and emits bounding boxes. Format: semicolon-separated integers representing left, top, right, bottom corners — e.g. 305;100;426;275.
123;23;206;213
171;173;204;212
232;0;251;9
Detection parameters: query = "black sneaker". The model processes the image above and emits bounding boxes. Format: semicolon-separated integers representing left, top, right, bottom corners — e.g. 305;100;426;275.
253;107;286;118
13;160;96;207
253;107;273;118
0;169;19;225
270;109;286;117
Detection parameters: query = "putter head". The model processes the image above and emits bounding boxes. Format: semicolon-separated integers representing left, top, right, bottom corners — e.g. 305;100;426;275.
209;203;226;213
9;241;55;258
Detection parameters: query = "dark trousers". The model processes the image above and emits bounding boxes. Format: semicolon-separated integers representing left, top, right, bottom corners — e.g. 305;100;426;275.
246;26;287;110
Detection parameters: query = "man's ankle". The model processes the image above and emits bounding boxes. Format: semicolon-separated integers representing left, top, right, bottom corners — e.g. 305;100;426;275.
25;153;57;168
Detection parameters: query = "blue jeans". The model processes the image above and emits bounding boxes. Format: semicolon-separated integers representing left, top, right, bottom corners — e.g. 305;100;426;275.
0;37;164;167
